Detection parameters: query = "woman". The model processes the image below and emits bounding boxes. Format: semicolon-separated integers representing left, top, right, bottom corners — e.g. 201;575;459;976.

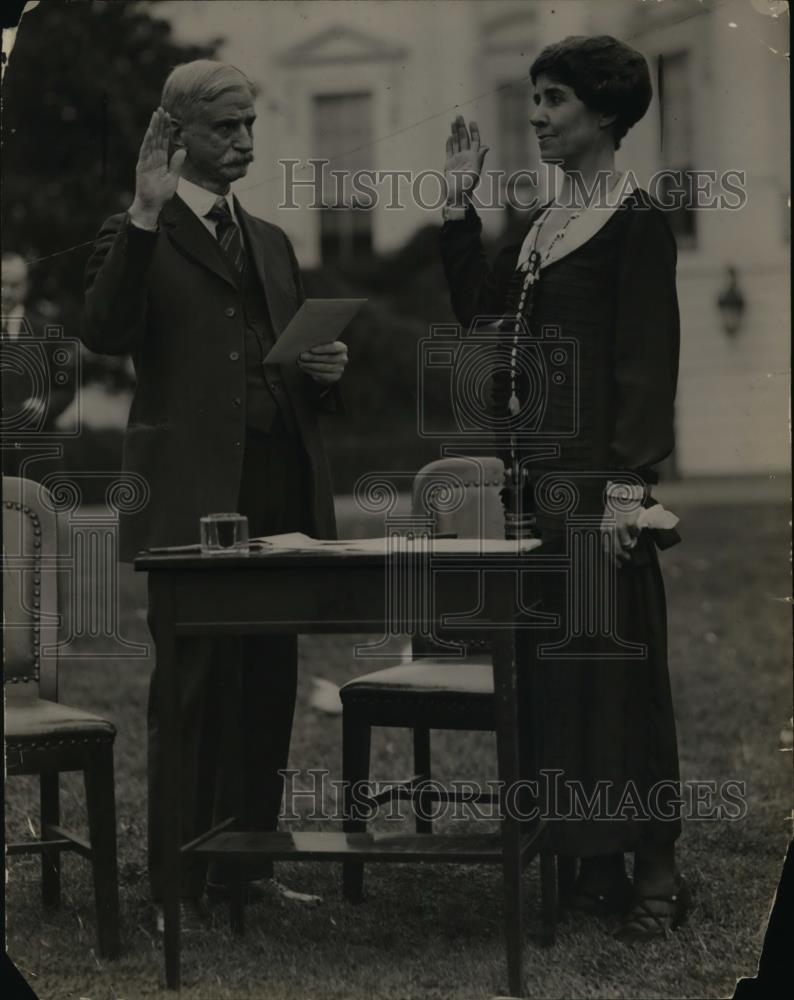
439;35;687;941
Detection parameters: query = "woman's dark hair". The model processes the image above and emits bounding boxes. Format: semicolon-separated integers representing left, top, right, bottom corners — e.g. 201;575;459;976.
529;35;652;150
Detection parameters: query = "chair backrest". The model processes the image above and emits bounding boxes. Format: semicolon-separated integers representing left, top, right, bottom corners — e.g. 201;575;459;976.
2;476;65;703
410;456;505;657
411;455;505;538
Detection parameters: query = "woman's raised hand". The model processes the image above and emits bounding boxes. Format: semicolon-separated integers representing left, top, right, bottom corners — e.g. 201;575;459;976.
444;115;489;207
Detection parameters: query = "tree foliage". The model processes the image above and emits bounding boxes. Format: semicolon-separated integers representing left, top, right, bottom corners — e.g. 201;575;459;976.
2;0;220;318
1;1;469;488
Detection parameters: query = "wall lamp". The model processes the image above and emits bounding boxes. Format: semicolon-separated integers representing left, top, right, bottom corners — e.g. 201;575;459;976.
717;265;746;338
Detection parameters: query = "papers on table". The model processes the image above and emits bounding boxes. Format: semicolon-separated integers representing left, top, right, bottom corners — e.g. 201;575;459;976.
250;533;542;555
252;532;316;548
263;298;366;364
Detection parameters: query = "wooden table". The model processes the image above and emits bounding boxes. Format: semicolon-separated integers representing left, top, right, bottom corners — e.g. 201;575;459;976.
136;540;556;995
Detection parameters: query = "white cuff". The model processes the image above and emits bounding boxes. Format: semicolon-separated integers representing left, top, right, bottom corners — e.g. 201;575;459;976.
442;203;467;222
126;211;159;233
637;504;679;531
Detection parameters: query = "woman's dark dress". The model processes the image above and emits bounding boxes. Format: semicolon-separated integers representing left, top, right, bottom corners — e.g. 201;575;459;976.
440;191;682;855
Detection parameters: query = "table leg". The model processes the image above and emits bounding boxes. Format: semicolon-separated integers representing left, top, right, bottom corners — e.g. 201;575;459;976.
342;713;371;903
540;849;557;945
489;572;524;999
229;873;246;937
150;576;182;990
557;855;577;909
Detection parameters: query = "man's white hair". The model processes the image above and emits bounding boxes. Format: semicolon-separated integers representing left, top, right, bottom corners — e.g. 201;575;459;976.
161;60;255;122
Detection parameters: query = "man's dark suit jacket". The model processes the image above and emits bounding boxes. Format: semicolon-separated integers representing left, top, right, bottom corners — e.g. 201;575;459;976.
82;194;337;562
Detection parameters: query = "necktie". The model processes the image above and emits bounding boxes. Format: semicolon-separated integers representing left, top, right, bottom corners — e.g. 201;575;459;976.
206;197;245;277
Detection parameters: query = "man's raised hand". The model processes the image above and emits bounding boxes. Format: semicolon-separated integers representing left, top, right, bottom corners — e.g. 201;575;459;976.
129;108;186;228
444;115;489;208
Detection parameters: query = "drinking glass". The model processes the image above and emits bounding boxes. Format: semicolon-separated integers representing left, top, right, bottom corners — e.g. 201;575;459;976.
200;513;250;554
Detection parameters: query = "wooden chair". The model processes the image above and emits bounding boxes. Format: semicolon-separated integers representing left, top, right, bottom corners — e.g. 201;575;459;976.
339;456;577;906
4;475;120;959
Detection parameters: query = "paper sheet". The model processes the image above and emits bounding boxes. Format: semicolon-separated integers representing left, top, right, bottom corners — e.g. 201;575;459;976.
263;298;367;364
251;533;542;555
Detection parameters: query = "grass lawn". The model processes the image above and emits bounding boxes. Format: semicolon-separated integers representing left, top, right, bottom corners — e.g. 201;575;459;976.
5;501;792;1000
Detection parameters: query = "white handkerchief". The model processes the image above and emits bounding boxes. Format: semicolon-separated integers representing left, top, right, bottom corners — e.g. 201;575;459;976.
637;504;679;531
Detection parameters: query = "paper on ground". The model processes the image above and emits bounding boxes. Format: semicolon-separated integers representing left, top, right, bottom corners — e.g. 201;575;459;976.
308;676;343;715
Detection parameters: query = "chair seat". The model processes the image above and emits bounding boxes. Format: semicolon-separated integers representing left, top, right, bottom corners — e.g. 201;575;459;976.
340;658;494;702
6;698;116;747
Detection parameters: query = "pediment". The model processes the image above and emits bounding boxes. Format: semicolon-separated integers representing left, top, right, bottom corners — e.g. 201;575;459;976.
277;25;408;67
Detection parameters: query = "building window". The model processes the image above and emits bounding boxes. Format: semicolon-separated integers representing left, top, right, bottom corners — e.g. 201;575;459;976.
319;207;373;263
498;80;533;174
497;79;537;229
312;92;374;263
657;51;697;246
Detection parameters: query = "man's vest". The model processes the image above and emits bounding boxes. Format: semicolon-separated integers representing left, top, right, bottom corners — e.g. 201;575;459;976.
235;227;300;436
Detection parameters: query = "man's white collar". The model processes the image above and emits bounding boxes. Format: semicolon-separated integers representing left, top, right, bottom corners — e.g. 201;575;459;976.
177;177;235;221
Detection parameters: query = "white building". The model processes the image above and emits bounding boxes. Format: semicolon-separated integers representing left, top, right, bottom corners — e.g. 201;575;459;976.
160;0;790;477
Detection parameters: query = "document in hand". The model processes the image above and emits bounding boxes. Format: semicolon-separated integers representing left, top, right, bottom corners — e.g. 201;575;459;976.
263;298;367;364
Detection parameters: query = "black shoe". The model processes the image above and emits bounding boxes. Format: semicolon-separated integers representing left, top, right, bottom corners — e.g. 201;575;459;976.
568;875;634;917
615;877;692;942
206;880;269;905
154;897;209;935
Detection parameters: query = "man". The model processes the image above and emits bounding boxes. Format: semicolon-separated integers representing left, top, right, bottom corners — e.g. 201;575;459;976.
1;252;75;479
82;60;348;927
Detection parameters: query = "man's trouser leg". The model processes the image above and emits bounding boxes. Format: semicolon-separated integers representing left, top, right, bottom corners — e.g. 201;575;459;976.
209;415;311;884
147;414;311;896
146;628;221;901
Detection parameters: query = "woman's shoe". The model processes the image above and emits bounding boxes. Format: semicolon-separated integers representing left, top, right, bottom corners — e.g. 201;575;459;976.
568;876;634;916
615;877;692;942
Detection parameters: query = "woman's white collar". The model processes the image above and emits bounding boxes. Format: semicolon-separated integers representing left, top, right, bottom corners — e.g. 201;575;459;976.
516;173;638;272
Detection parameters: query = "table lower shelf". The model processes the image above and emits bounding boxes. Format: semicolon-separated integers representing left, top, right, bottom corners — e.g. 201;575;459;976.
189;827;545;864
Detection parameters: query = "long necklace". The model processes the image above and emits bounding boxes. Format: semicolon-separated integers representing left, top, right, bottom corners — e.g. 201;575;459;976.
504;206;580;537
507;205;581;417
